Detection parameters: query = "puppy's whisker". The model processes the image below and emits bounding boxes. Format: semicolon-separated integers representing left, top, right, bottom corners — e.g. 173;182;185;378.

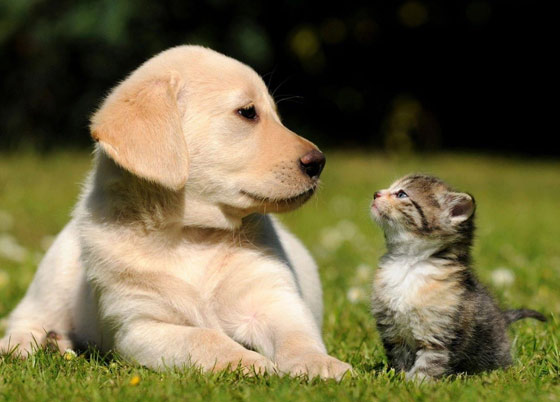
271;75;293;98
263;67;277;90
275;95;304;105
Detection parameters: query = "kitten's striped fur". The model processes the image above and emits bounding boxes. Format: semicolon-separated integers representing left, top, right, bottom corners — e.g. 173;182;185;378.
370;174;546;381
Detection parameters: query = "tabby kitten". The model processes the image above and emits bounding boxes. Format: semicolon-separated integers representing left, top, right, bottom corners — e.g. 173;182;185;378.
370;174;546;381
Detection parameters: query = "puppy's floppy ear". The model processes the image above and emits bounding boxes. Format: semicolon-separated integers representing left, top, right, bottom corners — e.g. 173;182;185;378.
90;70;188;190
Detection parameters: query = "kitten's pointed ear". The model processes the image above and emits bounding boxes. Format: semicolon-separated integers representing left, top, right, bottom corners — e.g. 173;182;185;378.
90;70;188;190
446;192;475;223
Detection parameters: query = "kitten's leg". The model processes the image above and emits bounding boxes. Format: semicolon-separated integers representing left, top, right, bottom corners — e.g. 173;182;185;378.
383;341;416;372
376;319;416;372
406;348;450;381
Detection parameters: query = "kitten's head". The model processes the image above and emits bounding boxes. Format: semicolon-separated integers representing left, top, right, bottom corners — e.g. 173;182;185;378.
371;174;475;250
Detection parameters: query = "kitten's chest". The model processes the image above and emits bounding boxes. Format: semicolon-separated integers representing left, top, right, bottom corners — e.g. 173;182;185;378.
371;256;462;345
372;257;439;311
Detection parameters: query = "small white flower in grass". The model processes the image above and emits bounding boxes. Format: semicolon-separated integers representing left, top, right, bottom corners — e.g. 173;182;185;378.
356;264;372;282
0;210;14;231
347;286;367;304
0;269;9;288
0;234;27;263
319;227;345;251
491;267;515;287
337;220;358;240
63;349;77;360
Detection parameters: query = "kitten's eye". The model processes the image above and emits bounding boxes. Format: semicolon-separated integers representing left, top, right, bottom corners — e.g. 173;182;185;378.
237;105;258;121
396;190;408;199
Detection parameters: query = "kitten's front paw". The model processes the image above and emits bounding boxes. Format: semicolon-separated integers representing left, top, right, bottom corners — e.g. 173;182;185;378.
405;369;435;383
279;352;352;381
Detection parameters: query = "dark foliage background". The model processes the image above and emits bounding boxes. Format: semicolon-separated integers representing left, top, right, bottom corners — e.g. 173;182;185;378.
0;0;553;154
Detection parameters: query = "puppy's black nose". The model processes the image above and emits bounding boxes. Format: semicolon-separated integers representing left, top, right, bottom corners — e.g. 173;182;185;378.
299;150;326;179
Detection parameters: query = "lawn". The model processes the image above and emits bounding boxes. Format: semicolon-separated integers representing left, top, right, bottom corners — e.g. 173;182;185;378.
0;151;559;401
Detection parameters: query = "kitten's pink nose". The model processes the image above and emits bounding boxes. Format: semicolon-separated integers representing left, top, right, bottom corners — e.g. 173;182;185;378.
373;191;382;200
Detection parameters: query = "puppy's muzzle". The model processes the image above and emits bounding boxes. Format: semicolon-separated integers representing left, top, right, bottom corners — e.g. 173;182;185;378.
299;150;326;180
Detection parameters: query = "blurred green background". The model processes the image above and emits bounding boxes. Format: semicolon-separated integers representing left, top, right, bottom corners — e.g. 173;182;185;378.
0;0;554;155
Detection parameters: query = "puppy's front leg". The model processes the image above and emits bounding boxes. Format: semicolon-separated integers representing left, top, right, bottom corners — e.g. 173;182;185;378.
273;329;352;381
235;289;352;380
115;320;275;374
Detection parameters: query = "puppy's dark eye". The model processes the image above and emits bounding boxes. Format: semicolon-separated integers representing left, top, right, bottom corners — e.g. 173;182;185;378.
237;105;258;120
396;190;408;199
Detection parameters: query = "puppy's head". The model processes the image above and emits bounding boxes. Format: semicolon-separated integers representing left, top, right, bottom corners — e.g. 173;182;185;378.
90;46;324;226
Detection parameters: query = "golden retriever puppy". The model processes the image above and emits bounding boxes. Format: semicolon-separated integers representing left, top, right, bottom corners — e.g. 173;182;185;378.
0;46;351;380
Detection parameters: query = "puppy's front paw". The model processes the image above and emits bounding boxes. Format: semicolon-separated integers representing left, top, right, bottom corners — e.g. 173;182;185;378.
0;333;38;358
279;352;352;381
212;350;276;376
1;331;74;358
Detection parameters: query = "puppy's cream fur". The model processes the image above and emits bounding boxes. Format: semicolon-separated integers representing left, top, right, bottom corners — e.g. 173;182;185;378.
0;46;351;379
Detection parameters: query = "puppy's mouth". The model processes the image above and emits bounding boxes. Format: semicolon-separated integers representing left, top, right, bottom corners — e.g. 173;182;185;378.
240;186;316;207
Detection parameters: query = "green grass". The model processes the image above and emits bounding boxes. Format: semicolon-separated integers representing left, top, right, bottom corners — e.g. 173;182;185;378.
1;151;559;401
